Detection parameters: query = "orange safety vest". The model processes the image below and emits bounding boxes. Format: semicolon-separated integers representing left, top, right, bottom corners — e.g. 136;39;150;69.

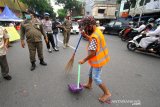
88;28;110;68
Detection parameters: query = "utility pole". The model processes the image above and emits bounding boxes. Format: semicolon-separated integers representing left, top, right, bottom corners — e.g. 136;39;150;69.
138;0;146;25
132;0;138;20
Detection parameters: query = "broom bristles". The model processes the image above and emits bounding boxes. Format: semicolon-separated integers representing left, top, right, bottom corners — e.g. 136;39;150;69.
65;54;75;72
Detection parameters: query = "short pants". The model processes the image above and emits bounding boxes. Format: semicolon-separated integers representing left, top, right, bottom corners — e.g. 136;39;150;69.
89;67;102;85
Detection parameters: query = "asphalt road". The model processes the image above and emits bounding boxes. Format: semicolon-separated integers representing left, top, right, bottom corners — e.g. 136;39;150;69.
0;33;160;107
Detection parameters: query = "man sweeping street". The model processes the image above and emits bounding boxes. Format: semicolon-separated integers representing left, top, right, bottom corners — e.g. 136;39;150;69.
20;10;48;71
79;16;111;103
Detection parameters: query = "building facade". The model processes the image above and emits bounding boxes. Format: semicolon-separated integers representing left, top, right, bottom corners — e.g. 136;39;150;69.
91;0;117;19
120;0;160;18
85;0;94;16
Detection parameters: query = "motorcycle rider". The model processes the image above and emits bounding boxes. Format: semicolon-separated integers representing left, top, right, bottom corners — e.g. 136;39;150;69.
145;18;155;31
127;21;146;39
139;18;160;51
134;21;146;33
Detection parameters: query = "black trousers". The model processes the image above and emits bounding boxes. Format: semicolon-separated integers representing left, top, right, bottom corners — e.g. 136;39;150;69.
0;55;9;77
46;33;55;49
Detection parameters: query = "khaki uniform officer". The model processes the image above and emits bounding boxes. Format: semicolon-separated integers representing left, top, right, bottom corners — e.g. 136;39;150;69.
21;13;48;71
62;16;72;48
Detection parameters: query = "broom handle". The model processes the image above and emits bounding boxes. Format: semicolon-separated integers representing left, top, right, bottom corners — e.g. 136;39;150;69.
74;35;82;54
77;64;81;89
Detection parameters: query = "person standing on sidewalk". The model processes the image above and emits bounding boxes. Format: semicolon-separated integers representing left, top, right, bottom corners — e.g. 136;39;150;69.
62;16;72;48
0;26;12;80
21;11;48;71
52;19;60;48
42;13;59;52
79;16;111;102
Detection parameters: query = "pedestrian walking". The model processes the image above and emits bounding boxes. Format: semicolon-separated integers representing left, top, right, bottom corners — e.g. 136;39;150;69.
0;26;12;80
20;11;48;71
42;13;59;52
52;19;60;48
79;16;111;102
62;16;72;48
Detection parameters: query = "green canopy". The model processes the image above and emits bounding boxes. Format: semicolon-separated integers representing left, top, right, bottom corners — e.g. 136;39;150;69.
72;16;83;19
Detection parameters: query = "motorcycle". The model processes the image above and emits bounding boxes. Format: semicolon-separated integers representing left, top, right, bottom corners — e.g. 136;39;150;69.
127;34;160;56
121;29;139;41
119;27;132;38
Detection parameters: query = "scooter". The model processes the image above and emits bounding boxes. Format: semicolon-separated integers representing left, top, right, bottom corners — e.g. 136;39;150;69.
127;34;160;56
121;29;139;41
119;27;132;38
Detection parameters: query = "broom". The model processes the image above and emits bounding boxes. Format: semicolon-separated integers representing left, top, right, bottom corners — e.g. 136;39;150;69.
65;35;83;72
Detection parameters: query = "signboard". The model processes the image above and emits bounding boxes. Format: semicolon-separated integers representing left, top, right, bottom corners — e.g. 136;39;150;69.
4;27;20;42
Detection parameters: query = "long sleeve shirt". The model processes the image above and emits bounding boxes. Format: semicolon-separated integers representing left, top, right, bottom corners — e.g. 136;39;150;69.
62;19;72;29
146;25;160;37
134;24;146;32
21;18;47;42
0;27;9;56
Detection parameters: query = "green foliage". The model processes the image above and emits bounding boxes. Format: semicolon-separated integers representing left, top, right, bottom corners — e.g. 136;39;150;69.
20;0;56;19
116;0;122;4
56;0;83;16
57;9;67;21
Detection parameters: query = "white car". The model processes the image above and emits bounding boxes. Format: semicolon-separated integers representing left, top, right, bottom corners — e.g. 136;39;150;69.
70;22;79;34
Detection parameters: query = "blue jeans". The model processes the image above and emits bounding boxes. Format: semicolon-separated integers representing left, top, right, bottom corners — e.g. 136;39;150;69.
53;33;58;46
89;67;102;85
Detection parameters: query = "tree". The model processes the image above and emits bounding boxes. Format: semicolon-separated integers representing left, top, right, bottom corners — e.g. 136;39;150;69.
57;9;67;21
116;0;122;4
20;0;56;19
56;0;83;16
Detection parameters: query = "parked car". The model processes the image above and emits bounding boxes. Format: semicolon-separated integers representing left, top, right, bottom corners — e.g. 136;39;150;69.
70;22;79;34
103;21;129;35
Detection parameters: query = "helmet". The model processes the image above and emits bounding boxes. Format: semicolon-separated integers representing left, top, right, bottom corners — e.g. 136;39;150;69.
44;12;50;16
80;16;96;29
155;18;160;25
148;18;154;23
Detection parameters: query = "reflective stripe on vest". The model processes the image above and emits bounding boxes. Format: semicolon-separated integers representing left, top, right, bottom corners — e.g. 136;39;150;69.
88;31;110;67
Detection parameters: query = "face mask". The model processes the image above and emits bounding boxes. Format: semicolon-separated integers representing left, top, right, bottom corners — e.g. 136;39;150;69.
25;14;31;20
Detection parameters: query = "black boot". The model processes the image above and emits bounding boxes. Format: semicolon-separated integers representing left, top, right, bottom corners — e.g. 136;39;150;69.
31;62;36;71
40;59;47;66
3;75;12;80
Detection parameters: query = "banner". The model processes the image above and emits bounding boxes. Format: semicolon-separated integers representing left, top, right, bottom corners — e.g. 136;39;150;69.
4;27;20;42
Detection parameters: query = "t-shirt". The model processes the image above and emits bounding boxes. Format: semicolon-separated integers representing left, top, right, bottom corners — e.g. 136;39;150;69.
0;27;9;56
88;38;97;51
